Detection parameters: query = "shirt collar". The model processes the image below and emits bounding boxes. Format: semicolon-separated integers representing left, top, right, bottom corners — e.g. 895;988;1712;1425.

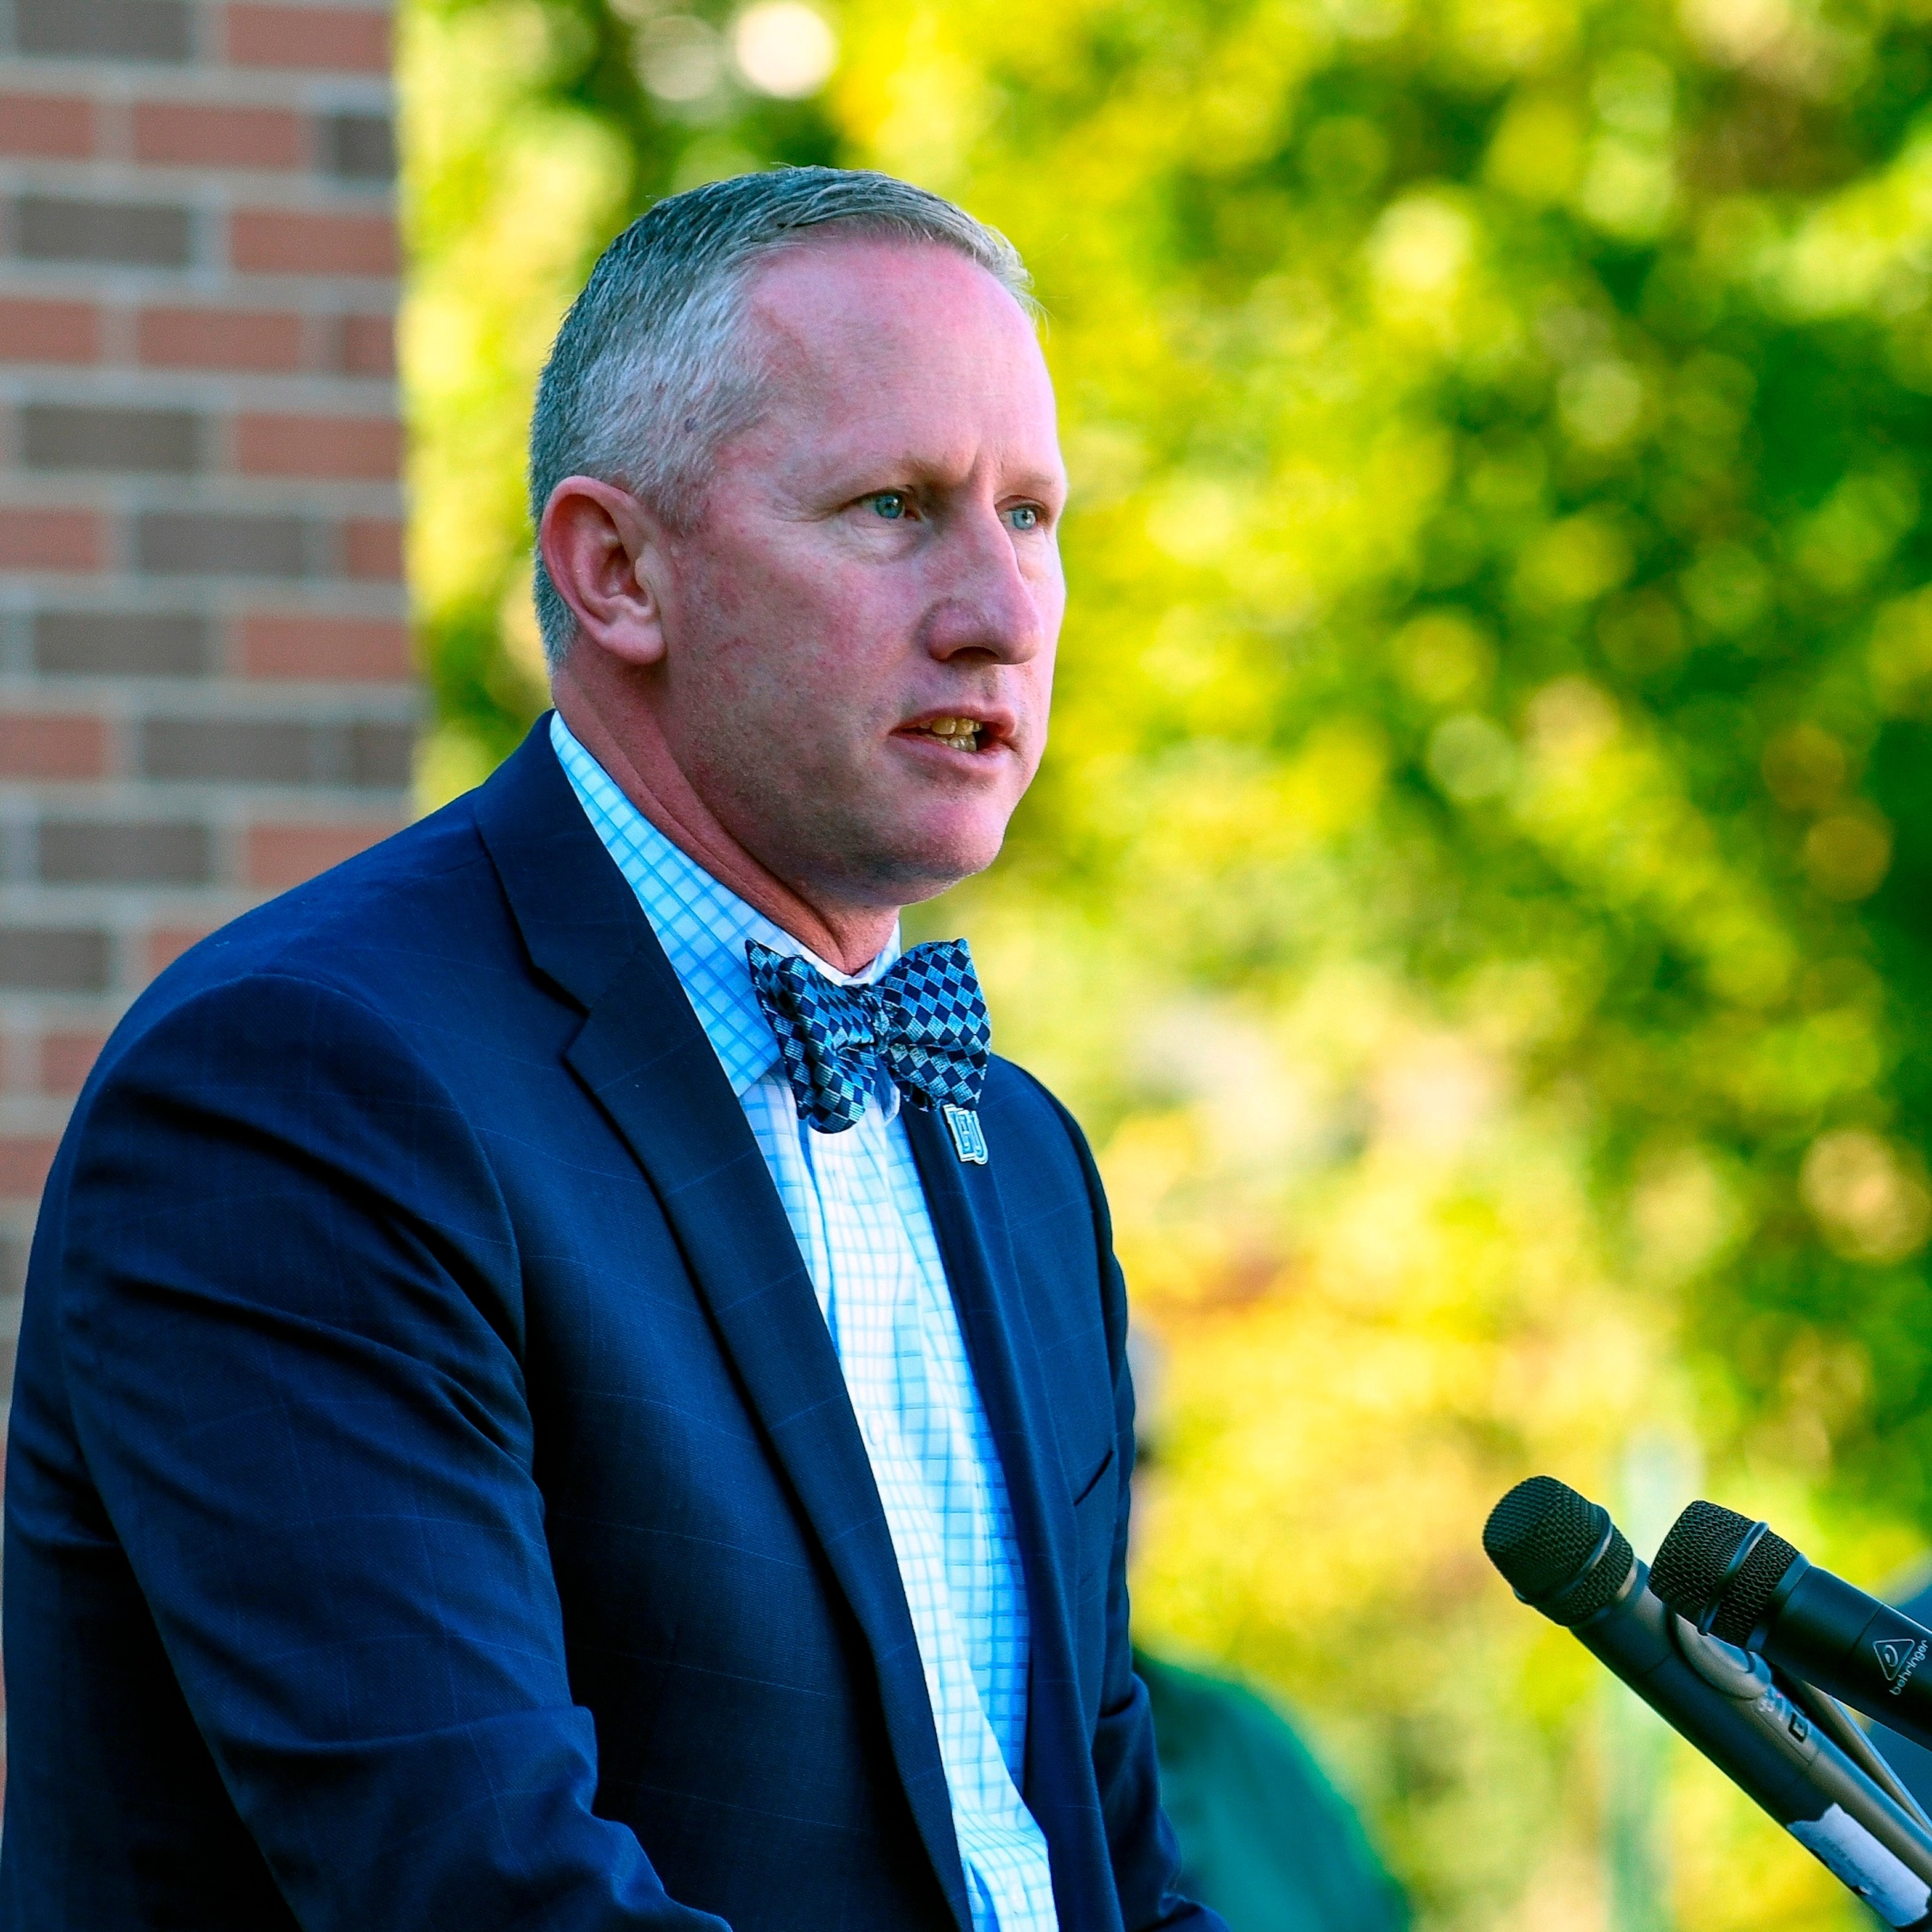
549;712;902;1103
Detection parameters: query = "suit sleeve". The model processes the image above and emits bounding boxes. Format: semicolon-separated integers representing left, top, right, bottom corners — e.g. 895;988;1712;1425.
53;970;730;1932
1044;1092;1228;1932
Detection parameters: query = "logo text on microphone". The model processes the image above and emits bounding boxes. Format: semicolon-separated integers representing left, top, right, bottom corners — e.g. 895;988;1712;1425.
1874;1636;1928;1693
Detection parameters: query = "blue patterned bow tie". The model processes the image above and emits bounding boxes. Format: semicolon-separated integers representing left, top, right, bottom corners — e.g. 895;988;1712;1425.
747;937;991;1138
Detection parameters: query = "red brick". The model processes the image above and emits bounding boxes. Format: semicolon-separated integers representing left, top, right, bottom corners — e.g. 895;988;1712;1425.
342;516;404;580
133;101;303;169
146;925;218;976
338;312;394;375
0;94;94;159
138;306;303;372
237;412;401;479
231;209;398;277
0;1135;60;1201
245;819;403;889
40;1029;109;1096
0;509;103;571
239;613;411;680
0;298;101;365
0;716;107;780
224;4;390;72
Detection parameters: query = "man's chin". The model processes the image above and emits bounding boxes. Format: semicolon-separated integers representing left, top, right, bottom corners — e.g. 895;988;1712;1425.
849;822;1009;907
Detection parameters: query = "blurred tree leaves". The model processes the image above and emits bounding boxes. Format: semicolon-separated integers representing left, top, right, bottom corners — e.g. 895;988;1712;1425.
399;0;1932;1921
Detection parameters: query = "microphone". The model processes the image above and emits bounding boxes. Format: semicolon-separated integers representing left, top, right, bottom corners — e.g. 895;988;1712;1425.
1652;1499;1932;1757
1485;1476;1932;1928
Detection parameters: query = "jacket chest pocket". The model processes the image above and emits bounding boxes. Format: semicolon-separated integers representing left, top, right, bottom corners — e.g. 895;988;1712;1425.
1070;1441;1118;1584
1066;1443;1118;1722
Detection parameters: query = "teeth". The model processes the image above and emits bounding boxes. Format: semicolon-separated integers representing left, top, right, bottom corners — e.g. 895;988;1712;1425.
921;717;980;747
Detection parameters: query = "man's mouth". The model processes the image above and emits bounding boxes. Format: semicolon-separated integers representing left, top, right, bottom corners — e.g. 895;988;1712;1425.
907;716;985;753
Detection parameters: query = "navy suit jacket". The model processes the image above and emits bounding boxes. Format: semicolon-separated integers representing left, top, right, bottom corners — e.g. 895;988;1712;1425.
3;721;1216;1932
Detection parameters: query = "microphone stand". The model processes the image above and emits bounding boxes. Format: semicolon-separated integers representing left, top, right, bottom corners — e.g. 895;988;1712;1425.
1775;1668;1932;1833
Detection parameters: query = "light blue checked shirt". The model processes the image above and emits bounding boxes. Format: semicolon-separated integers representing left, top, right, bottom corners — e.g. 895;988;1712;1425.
552;716;1058;1932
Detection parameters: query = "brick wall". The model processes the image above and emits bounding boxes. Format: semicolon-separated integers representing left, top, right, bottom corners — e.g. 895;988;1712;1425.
0;0;413;1380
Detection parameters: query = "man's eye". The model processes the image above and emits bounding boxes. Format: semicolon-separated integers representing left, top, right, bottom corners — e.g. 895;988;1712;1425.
1008;504;1041;531
868;492;910;521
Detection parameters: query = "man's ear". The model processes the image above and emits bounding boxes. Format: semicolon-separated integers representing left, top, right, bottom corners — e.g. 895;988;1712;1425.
538;477;673;669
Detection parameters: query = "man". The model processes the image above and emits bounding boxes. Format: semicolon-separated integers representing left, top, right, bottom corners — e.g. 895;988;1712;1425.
3;169;1220;1932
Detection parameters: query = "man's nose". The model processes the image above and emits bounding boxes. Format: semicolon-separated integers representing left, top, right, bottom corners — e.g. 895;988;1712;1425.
917;505;1053;665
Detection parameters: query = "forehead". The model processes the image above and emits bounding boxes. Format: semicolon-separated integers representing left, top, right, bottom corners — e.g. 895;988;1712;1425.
735;235;1057;448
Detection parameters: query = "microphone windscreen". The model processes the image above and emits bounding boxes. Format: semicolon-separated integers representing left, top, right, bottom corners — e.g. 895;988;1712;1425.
1651;1499;1801;1646
1484;1475;1633;1623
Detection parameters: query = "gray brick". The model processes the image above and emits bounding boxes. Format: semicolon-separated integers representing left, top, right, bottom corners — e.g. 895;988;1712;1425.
0;609;30;678
347;722;414;787
140;718;413;787
323;114;396;182
9;0;191;58
0;928;110;992
137;513;308;578
14;195;192;269
144;718;308;783
21;405;200;475
34;611;209;677
38;820;211;885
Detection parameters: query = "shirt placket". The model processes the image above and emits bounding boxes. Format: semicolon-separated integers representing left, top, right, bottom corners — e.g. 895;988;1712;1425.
811;1121;1049;1932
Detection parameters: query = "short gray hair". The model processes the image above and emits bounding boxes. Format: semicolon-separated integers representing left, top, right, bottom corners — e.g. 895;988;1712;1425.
528;166;1033;664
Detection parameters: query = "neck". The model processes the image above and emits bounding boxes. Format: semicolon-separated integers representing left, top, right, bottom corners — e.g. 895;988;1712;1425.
552;663;898;975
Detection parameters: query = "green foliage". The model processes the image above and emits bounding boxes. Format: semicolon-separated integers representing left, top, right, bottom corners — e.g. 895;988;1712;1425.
401;0;1932;1922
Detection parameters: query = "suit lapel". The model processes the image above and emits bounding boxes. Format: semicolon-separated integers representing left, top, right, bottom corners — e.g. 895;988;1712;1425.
901;1108;1092;1872
474;724;971;1930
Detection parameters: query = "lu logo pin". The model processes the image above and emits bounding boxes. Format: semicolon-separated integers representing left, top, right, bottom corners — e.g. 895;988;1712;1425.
943;1105;989;1165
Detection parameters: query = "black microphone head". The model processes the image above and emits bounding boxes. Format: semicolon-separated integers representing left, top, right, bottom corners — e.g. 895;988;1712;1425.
1651;1499;1801;1646
1484;1476;1634;1626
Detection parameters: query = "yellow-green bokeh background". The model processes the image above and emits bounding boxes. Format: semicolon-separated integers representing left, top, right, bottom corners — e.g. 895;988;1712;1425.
398;1;1932;1923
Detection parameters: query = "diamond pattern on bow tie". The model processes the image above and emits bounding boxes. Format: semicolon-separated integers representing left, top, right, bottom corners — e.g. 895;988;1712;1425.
747;937;991;1133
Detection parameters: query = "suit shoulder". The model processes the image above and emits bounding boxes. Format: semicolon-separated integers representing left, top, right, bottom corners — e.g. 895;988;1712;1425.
978;1060;1127;1359
164;791;490;979
979;1056;1108;1220
100;793;508;1062
982;1056;1096;1162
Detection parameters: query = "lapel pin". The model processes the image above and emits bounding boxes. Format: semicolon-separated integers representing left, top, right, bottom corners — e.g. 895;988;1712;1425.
943;1105;989;1165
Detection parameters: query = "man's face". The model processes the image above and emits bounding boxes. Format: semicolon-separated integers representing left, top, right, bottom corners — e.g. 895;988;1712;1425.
648;238;1067;911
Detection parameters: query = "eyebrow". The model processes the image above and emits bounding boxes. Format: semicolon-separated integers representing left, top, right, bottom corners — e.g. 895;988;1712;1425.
814;452;1068;499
